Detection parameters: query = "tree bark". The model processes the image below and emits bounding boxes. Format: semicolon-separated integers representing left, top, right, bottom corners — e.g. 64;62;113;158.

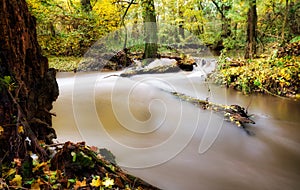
245;0;257;59
142;0;158;59
281;0;290;43
0;0;59;161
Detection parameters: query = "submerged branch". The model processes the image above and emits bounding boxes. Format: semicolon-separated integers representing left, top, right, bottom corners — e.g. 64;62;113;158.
171;92;255;135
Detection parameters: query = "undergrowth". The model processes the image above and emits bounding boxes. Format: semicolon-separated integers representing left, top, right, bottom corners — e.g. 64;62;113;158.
213;55;300;98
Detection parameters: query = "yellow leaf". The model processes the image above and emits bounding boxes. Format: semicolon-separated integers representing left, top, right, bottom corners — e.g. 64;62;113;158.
10;174;22;187
75;178;86;189
33;162;48;172
0;126;4;135
31;178;41;190
103;177;114;187
90;176;101;187
3;168;16;178
18;125;24;134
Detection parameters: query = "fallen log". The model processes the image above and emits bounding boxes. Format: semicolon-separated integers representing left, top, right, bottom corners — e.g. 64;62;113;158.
120;64;181;77
171;92;255;135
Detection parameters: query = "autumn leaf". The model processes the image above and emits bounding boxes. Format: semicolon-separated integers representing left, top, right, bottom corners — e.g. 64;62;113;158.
3;168;16;178
18;125;24;134
74;178;87;189
33;162;48;172
103;175;114;188
90;176;101;187
14;158;22;167
0;126;4;136
31;178;41;190
9;174;22;187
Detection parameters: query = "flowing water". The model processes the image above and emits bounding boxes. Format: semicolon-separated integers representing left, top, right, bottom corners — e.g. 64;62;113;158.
53;64;300;190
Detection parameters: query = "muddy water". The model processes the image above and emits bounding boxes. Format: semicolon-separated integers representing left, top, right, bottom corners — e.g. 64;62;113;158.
53;71;300;190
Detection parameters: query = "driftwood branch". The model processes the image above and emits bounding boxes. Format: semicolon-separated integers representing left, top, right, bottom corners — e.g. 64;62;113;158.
171;92;255;135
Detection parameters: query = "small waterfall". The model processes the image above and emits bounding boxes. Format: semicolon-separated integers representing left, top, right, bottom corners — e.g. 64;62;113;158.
187;57;217;78
193;57;217;74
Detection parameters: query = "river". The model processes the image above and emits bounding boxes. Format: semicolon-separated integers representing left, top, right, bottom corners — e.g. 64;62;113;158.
52;68;300;190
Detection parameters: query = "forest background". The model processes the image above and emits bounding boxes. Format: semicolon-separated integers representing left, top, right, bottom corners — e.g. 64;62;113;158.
27;0;300;97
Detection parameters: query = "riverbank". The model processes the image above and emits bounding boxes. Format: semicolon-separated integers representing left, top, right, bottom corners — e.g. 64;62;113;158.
49;47;299;100
212;55;300;99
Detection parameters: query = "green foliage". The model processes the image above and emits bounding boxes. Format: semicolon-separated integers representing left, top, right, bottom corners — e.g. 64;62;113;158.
0;76;15;92
71;151;95;169
213;56;300;98
0;76;12;86
257;0;299;45
25;0;297;58
27;0;120;56
290;36;300;43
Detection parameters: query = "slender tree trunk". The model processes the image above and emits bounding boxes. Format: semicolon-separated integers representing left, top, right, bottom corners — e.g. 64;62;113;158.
245;0;257;59
0;0;59;162
120;0;135;49
142;0;158;59
178;8;185;40
281;0;289;43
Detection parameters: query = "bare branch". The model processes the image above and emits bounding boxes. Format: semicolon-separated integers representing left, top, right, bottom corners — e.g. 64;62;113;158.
211;0;225;18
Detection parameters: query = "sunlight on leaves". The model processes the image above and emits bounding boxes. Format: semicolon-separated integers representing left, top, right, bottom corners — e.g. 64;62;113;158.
0;126;4;136
103;174;114;188
18;125;24;134
75;178;87;189
9;174;22;187
90;176;101;187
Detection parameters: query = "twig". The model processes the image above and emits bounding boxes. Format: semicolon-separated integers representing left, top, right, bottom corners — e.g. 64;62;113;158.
245;96;253;115
260;87;290;100
120;0;135;49
103;74;120;79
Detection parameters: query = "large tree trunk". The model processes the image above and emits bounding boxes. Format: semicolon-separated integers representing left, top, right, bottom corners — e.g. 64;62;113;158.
244;0;257;59
142;0;158;59
0;0;59;162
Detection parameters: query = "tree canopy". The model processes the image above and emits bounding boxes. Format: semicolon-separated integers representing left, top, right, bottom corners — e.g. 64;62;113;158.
25;0;300;57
